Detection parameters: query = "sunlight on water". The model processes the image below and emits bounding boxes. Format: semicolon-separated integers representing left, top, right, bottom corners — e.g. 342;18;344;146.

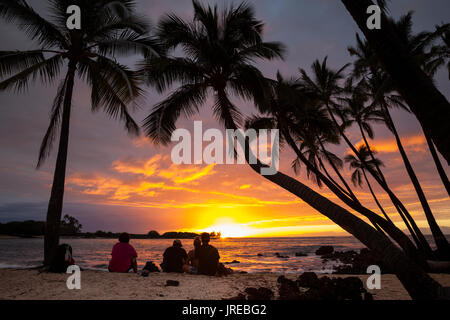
0;236;371;273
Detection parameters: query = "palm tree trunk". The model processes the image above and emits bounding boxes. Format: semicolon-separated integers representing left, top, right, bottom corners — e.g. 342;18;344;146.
357;123;385;182
422;124;450;197
362;169;392;223
317;138;359;202
384;106;450;257
279;127;423;261
341;0;450;165
43;61;76;266
317;156;353;199
327;104;432;253
239;135;441;299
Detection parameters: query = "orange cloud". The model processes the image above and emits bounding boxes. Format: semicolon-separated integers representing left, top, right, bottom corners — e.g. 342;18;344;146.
355;134;426;154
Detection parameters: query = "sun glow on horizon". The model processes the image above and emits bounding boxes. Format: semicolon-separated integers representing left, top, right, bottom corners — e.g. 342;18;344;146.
199;217;254;238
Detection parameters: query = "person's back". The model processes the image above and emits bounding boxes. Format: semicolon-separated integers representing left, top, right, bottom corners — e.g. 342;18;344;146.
197;233;220;276
162;240;187;273
108;233;138;273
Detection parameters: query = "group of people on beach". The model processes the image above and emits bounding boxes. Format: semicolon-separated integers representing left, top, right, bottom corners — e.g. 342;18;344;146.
108;232;222;276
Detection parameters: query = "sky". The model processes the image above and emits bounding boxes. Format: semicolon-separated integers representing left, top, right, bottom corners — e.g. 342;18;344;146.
0;0;449;238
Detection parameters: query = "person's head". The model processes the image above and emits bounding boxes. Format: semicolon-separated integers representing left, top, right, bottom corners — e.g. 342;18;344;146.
173;239;182;248
119;232;130;243
201;232;210;245
193;236;201;249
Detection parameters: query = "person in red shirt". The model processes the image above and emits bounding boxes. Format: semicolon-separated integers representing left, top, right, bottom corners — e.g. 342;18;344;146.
108;233;138;273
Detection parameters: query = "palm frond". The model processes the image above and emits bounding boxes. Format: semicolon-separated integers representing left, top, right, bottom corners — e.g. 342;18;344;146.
0;0;67;47
0;54;63;92
143;83;207;144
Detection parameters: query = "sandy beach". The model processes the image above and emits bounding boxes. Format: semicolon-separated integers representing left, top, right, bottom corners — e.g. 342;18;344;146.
1;269;449;300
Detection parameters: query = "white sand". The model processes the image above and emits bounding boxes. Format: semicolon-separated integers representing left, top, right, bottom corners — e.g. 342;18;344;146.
1;269;449;300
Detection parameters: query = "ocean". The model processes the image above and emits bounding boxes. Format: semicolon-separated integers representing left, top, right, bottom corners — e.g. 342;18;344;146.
0;236;369;273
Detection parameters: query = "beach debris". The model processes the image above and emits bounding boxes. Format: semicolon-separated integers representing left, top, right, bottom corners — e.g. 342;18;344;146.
166;280;180;287
315;246;334;256
295;252;307;257
143;261;160;272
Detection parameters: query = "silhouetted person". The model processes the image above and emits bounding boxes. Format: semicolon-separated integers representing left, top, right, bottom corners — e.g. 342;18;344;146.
161;240;187;273
108;233;138;273
183;236;201;274
197;233;220;276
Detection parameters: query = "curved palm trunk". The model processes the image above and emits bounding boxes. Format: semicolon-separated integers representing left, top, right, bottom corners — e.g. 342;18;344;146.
362;169;392;223
341;0;450;165
422;125;450;197
327;104;431;253
357;123;385;181
384;107;450;257
278;127;422;261
317;138;359;202
317;156;353;199
43;62;76;266
238;135;441;299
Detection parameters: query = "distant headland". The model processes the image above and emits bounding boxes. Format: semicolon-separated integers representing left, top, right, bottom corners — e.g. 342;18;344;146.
0;217;221;240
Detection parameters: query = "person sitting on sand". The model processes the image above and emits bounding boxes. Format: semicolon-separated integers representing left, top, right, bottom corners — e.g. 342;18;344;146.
183;236;201;274
161;239;187;273
197;232;220;276
108;233;138;273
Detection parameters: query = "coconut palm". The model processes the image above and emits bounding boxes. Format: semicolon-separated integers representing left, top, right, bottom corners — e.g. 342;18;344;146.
0;0;161;265
424;23;450;79
348;17;450;197
246;73;418;252
348;14;450;257
299;58;431;254
345;145;391;222
142;0;444;299
340;0;450;164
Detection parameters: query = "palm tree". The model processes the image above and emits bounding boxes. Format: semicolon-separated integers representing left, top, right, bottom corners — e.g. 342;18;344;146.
348;21;450;198
142;0;444;299
341;0;450;165
345;145;391;222
299;58;431;254
425;23;450;79
348;14;450;257
0;0;161;265
246;73;420;256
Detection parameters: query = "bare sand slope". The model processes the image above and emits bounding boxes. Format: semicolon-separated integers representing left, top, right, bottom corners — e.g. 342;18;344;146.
1;269;449;300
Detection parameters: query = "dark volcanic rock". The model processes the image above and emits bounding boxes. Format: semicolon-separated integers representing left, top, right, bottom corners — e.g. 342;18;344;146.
275;252;289;259
224;260;240;264
295;252;307;257
278;272;371;301
166;280;179;287
315;246;334;255
244;287;274;300
277;276;301;300
257;253;264;257
331;248;392;274
296;272;319;288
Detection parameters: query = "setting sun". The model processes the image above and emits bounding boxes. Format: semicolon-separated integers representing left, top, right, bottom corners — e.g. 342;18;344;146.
200;218;254;238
